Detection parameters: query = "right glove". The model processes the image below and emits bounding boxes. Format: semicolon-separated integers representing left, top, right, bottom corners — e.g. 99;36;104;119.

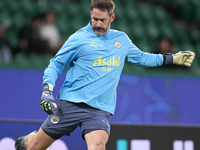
173;51;195;67
40;84;58;115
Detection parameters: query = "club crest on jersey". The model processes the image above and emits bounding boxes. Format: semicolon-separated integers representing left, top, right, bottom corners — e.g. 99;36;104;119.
114;41;121;48
51;115;59;124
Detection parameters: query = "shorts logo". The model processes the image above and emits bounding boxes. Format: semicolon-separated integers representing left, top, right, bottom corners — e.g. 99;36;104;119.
114;41;121;48
102;120;110;128
51;115;59;124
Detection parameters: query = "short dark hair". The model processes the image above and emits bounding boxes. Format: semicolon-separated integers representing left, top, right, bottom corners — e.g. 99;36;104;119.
91;0;115;16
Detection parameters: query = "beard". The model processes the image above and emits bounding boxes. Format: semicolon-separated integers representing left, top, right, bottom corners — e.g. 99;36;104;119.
93;27;106;35
93;22;111;36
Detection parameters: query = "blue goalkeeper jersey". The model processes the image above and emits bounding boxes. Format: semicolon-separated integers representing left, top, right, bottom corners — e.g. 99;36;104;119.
43;22;163;114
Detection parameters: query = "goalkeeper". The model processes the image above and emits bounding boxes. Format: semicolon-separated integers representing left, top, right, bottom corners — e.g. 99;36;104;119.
15;0;195;150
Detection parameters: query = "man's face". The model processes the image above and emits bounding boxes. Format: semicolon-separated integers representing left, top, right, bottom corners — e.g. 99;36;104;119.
90;8;115;35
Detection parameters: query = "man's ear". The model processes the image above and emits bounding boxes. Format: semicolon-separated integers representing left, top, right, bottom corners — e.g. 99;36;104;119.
110;13;115;22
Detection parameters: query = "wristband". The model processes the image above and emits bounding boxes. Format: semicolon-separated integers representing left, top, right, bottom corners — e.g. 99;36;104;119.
162;54;173;65
43;84;53;92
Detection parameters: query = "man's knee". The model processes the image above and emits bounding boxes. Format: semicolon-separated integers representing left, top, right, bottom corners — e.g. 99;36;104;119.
88;141;105;150
85;130;108;150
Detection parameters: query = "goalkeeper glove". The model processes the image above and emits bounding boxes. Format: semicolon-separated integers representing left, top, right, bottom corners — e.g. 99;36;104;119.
40;84;58;115
173;51;195;67
163;51;195;67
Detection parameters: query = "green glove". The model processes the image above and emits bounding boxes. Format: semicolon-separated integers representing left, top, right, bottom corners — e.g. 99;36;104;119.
173;51;195;67
40;84;58;115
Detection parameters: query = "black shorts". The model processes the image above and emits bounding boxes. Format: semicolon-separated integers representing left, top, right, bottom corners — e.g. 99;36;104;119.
41;100;111;139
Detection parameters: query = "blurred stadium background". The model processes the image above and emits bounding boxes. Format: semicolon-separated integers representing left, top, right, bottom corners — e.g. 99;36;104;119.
0;0;200;72
0;0;200;150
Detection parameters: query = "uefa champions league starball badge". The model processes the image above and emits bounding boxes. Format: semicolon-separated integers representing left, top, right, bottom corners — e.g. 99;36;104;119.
51;115;59;124
114;41;121;48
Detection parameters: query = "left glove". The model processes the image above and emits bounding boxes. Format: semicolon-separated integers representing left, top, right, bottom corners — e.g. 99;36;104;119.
40;84;58;115
173;51;195;67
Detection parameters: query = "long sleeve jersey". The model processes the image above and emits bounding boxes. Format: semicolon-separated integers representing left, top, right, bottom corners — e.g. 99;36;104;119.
43;22;163;114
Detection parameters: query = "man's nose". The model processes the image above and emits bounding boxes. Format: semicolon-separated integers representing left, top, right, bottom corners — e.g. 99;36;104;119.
96;20;102;27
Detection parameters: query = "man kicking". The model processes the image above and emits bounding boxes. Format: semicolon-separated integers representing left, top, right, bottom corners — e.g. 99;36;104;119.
15;0;195;149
